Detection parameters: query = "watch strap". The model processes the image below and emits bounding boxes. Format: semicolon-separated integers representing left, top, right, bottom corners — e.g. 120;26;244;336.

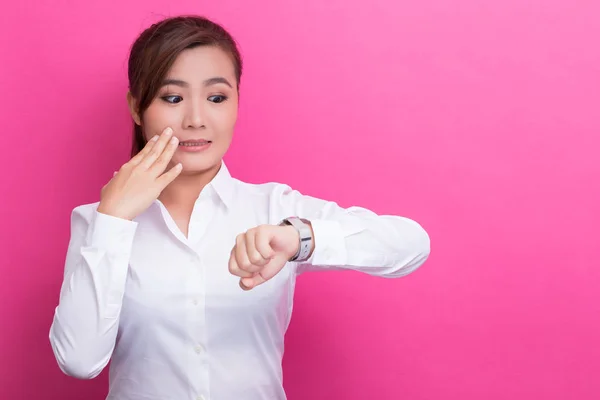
279;217;313;262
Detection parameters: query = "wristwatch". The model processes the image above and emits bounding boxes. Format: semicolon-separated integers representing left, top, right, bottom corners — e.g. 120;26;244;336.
278;217;313;262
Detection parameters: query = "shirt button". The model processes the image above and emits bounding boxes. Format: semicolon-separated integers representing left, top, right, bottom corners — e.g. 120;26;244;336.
194;345;204;354
192;298;198;306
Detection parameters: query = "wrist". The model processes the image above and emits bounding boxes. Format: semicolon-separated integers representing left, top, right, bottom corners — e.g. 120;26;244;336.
97;203;132;221
282;225;301;259
279;217;314;262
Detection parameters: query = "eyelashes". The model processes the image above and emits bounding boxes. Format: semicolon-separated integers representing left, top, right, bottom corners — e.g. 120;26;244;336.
160;95;228;104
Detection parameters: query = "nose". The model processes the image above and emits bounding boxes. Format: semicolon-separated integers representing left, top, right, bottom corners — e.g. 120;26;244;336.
182;97;205;129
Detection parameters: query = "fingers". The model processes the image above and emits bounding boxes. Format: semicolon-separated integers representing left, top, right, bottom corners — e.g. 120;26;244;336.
230;227;283;291
156;162;183;190
245;229;272;267
228;246;254;279
254;227;276;260
150;135;179;175
240;274;266;291
240;260;281;290
229;230;273;280
129;134;159;166
140;127;174;169
234;234;262;274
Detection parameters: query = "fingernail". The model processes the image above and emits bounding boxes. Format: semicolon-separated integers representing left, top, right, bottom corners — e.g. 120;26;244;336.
170;136;178;144
150;135;159;141
164;127;173;136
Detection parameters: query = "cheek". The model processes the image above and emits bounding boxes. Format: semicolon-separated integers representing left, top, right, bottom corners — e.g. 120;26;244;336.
142;103;179;139
213;105;238;133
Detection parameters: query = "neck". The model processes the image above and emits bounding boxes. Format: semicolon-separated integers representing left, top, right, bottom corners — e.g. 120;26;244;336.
158;162;222;208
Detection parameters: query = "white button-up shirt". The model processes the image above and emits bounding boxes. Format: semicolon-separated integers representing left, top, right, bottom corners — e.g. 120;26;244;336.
49;162;430;400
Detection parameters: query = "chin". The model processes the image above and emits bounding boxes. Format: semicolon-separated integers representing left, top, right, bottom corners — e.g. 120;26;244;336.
176;158;221;175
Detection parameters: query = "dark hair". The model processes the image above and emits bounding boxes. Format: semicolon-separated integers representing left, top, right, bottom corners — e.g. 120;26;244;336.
127;15;243;156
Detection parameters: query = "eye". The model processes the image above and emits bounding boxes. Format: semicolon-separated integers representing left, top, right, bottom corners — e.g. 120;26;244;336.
161;95;183;104
208;95;227;103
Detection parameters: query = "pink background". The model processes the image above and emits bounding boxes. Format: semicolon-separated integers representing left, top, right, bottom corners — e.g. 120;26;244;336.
1;0;598;399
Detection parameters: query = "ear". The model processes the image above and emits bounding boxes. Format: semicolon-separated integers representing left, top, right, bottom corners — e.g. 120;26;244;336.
127;91;142;126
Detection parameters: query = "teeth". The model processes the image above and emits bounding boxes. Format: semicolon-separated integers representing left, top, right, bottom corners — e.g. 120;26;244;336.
179;142;209;146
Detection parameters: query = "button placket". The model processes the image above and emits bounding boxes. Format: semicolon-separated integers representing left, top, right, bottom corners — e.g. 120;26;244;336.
189;249;209;397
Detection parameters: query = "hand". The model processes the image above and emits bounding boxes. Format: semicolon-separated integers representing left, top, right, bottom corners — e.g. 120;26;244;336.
228;225;300;290
97;127;182;220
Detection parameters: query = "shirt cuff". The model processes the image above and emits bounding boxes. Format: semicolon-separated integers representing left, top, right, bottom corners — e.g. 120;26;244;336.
306;219;348;266
86;210;138;254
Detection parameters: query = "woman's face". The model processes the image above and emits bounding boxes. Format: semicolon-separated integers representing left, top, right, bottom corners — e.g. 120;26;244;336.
131;45;239;174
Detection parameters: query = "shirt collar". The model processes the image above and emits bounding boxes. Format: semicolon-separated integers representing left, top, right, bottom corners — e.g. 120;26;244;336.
206;160;234;209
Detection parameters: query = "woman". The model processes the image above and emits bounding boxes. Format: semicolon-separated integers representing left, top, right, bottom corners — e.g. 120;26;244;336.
49;15;430;400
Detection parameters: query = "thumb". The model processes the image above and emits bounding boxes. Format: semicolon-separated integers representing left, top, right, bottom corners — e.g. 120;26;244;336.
240;273;266;291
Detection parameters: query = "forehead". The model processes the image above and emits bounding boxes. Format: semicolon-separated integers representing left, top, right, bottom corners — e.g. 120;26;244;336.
167;46;236;82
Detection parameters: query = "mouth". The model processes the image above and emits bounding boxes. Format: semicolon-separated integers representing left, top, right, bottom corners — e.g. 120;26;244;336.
176;139;212;153
178;139;212;147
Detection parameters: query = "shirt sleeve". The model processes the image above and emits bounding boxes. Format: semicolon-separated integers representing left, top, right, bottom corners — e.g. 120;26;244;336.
269;184;430;278
48;203;138;379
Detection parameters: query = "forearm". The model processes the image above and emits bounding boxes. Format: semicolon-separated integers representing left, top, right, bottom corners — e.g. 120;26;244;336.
297;206;430;277
49;208;137;378
270;184;430;277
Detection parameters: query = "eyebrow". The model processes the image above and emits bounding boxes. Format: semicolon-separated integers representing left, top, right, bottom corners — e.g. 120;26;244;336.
161;77;233;88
